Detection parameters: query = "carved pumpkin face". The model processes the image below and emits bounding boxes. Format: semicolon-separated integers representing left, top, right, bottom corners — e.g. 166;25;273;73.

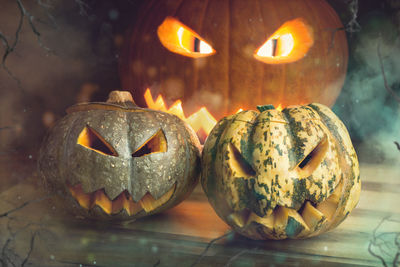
201;103;361;239
39;91;201;220
120;0;348;120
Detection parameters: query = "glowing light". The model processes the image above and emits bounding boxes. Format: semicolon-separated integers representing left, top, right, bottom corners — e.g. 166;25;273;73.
177;27;187;52
257;34;294;58
199;39;214;54
186;107;217;134
158;17;215;58
143;89;291;141
279;34;295;57
144;88;217;136
254;18;314;64
257;38;275;58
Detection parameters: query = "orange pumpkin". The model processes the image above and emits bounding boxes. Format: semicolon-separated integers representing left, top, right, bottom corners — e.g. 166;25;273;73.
120;0;348;120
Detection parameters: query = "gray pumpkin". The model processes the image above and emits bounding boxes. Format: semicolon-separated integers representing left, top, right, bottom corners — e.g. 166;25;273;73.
38;91;201;220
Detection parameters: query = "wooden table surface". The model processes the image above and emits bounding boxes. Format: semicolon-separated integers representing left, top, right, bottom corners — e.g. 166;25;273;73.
0;157;399;267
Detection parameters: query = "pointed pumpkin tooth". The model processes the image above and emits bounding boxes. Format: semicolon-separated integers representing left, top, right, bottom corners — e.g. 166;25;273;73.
328;180;343;204
123;193;142;216
243;212;275;239
247;212;275;230
129;201;143;215
93;190;113;214
104;186;126;202
273;206;290;238
316;198;338;221
139;193;157;212
68;184;92;210
139;184;176;213
128;195;143;215
273;207;310;239
301;201;327;231
111;192;126;214
314;181;342;221
285;209;310;238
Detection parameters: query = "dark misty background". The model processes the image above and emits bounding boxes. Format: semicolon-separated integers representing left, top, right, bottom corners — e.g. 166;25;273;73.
0;0;399;164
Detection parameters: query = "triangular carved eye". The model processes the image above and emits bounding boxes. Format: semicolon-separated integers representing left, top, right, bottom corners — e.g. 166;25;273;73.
132;130;167;157
297;137;328;176
77;126;118;156
229;143;256;177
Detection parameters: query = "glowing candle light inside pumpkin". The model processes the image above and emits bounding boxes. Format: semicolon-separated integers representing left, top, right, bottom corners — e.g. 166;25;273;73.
257;34;294;58
144;89;287;139
254;18;314;64
177;26;214;54
158;17;215;58
144;89;217;136
121;1;349;121
177;27;188;52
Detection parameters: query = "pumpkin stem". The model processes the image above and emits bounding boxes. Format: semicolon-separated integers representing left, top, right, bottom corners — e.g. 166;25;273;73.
106;91;137;108
257;105;275;112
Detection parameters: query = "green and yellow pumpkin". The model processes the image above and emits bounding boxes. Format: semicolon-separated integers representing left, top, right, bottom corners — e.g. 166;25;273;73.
201;103;360;239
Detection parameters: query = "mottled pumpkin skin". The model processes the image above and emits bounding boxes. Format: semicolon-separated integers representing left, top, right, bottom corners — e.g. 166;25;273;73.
201;104;360;239
120;0;348;120
39;101;201;221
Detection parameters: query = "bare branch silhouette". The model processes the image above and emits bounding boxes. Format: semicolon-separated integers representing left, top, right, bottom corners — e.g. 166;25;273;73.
394;141;400;151
190;231;234;267
368;216;400;266
344;0;361;34
75;0;90;16
0;195;52;218
224;248;254;267
377;43;400;103
0;193;56;266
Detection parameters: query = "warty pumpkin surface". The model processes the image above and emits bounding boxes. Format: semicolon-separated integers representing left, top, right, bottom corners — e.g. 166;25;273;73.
120;0;348;120
38;91;201;220
201;103;361;239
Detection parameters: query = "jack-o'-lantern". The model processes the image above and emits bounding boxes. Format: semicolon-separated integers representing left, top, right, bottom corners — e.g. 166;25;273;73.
38;91;201;220
201;103;360;239
120;0;348;120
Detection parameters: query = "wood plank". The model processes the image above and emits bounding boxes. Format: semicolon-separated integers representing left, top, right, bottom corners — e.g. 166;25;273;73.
359;163;400;185
0;163;399;266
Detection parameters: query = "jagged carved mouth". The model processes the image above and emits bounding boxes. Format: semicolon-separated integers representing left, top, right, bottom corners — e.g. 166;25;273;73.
228;180;343;239
67;182;176;216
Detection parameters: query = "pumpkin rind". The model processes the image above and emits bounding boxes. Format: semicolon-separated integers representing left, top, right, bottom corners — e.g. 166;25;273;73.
120;0;348;120
39;93;201;220
201;103;360;239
